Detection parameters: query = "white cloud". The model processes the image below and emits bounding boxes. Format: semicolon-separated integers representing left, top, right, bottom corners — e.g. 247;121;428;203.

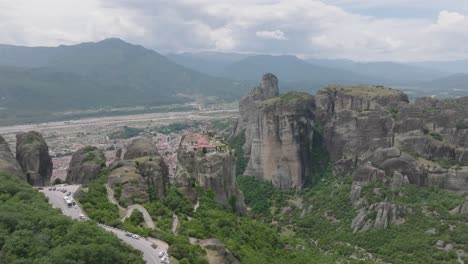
256;30;287;40
0;0;467;61
427;10;467;33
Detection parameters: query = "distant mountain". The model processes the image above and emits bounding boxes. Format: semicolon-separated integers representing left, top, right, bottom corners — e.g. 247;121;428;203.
218;55;380;92
167;52;450;89
411;60;468;74
166;52;249;76
0;39;248;114
307;59;446;85
417;73;468;97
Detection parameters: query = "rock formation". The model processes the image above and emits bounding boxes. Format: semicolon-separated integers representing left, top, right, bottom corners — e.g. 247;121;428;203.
175;133;246;214
198;238;240;264
123;137;160;160
351;202;407;232
237;73;315;189
311;84;468;193
0;135;24;178
15;131;53;186
450;196;468;215
66;146;106;185
108;137;169;205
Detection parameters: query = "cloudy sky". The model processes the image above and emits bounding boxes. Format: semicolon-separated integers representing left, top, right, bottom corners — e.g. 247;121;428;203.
0;0;467;61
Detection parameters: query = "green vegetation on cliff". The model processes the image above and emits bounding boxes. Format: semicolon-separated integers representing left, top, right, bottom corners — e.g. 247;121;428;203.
322;84;402;97
238;174;468;264
258;92;313;108
0;172;144;264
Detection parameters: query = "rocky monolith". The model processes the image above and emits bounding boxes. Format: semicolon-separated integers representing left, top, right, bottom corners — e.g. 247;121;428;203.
16;131;52;186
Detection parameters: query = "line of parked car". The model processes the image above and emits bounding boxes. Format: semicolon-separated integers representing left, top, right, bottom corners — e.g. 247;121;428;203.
125;232;141;240
158;251;170;264
49;186;73;196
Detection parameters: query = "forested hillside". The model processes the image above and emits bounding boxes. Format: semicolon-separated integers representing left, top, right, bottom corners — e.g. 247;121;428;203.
0;39;248;122
0;172;144;264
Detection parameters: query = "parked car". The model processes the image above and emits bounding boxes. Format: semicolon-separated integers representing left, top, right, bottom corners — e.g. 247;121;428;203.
67;192;72;196
159;252;165;258
48;188;52;191
61;189;67;193
125;232;132;237
151;243;158;249
132;234;140;240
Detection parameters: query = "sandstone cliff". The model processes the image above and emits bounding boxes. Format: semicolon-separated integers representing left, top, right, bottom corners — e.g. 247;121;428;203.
108;137;169;205
238;74;316;189
0;135;24;178
313;85;468;193
66;146;106;185
175;134;246;214
16;131;53;186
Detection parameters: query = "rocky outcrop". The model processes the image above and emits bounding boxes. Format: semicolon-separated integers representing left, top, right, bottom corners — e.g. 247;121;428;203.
199;238;240;264
123;137;160;160
108;138;169;205
16;131;52;186
237;74;315;189
0;135;24;178
66;146;106;185
351;202;407;232
234;73;279;140
175;134;246;214
450;196;468;215
313;84;468;193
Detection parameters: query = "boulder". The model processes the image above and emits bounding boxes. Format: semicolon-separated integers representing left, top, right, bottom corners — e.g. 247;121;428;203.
352;202;406;232
66;146;106;185
16;131;52;186
123;137;159;160
199;238;240;264
108;161;149;205
0;135;24;178
108;139;169;205
450;196;468;215
176;134;246;214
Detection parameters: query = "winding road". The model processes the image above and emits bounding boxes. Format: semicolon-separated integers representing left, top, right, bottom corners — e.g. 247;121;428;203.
123;204;156;229
106;184;157;229
40;184;168;264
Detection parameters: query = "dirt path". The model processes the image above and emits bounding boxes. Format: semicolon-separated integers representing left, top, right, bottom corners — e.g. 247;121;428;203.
171;214;179;234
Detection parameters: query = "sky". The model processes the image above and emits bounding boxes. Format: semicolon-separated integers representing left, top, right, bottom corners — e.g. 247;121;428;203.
0;0;467;61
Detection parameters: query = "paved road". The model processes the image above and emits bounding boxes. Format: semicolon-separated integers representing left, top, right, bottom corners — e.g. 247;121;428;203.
100;224;168;264
39;185;83;219
123;204;156;229
40;185;169;264
106;184;156;229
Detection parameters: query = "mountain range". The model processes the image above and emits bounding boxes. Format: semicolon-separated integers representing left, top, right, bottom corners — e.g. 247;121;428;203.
0;39;247;114
1;38;468;125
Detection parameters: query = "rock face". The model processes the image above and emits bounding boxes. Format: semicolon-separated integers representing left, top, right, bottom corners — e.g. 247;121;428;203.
0;135;24;178
123;138;160;160
199;238;240;264
175;134;246;214
66;146;106;185
16;131;53;186
351;202;407;232
451;196;468;215
108;137;169;205
237;74;315;189
313;85;468;193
